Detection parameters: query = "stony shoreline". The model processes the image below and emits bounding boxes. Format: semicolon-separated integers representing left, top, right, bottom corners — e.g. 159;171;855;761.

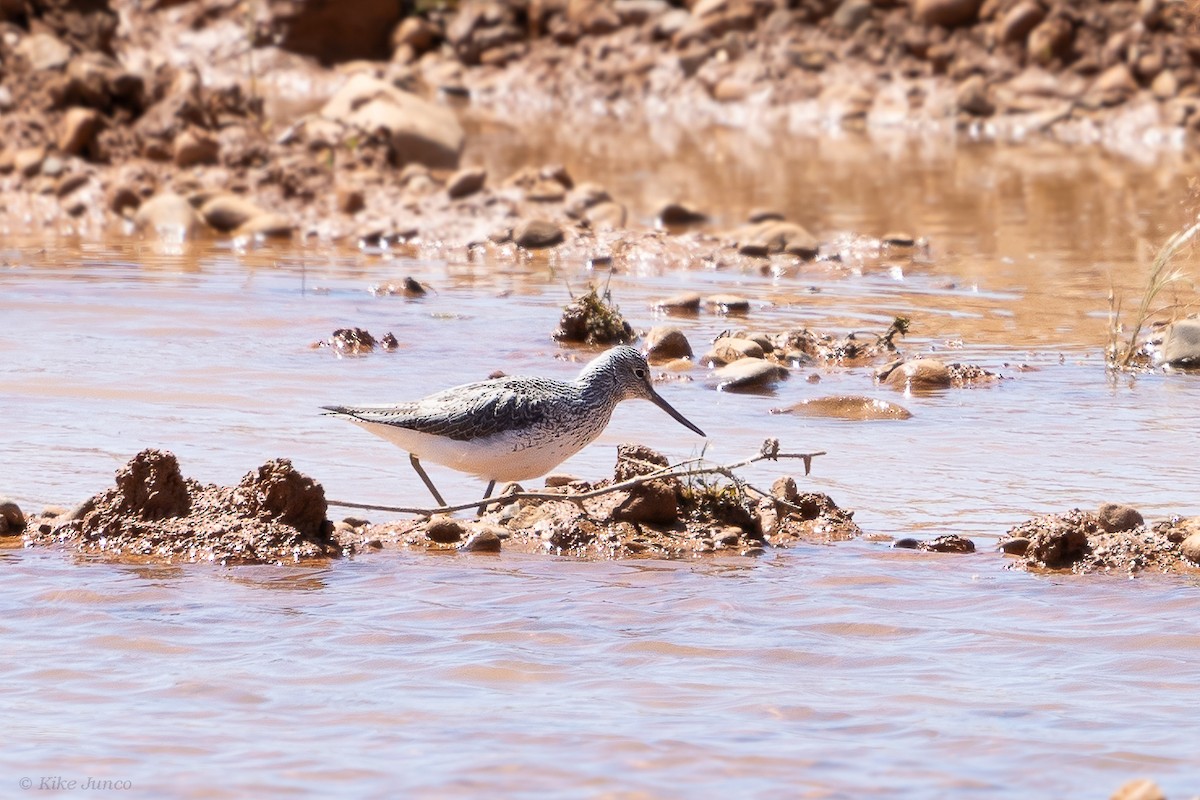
1;0;1198;252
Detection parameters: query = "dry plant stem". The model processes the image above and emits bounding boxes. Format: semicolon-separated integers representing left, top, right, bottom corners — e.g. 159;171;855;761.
329;450;827;516
1115;216;1200;368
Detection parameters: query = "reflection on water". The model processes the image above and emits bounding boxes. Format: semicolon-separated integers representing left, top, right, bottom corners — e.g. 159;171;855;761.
2;132;1200;795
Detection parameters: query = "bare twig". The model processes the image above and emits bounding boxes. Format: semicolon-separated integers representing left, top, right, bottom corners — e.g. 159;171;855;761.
328;445;826;516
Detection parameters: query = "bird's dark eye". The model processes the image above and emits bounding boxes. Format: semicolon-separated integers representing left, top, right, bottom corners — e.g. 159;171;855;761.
635;368;646;379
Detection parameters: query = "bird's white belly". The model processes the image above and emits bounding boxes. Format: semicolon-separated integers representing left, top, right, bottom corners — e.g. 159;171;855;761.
352;420;593;482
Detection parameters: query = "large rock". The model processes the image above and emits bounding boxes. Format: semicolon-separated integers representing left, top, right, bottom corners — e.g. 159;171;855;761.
200;194;269;232
882;359;952;391
714;359;787;391
912;0;983;27
268;0;405;63
320;74;464;169
58;106;103;157
736;220;819;259
645;326;693;363
1162;318;1200;366
16;32;72;71
133;192;202;239
0;499;25;536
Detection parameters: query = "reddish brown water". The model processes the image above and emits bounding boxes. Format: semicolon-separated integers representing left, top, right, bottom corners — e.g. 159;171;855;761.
3;131;1200;796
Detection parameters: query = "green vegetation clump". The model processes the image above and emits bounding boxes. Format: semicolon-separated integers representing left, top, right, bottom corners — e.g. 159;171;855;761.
553;285;634;345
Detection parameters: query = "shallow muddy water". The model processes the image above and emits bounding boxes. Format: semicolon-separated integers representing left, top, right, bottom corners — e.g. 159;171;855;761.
3;131;1200;796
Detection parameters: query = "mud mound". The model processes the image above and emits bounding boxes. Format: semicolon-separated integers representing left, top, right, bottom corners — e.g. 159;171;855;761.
27;449;337;564
1000;505;1200;574
354;443;861;558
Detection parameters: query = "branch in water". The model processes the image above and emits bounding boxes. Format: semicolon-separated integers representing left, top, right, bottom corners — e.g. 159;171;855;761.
328;443;827;516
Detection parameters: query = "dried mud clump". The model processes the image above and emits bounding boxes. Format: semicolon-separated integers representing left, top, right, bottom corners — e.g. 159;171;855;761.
1001;506;1200;574
26;449;337;564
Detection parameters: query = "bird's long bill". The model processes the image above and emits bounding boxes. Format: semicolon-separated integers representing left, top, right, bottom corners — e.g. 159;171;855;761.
647;389;706;437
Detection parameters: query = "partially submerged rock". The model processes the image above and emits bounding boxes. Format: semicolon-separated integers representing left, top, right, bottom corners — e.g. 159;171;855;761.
772;395;912;421
0;499;26;536
25;450;337;564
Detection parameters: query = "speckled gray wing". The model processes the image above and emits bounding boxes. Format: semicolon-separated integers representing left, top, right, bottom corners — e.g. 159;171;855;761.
322;377;570;442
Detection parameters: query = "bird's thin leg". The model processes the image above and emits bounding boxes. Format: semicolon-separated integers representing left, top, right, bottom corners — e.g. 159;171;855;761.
476;480;496;517
409;454;447;508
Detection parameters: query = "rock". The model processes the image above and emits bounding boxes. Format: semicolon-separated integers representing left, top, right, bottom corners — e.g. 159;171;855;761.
882;359;952;391
956;75;994;116
336;187;365;214
1151;70;1181;103
645;326;694;364
714;359;787;391
882;231;916;247
58;107;103;157
1181;533;1200;565
425;517;465;544
236;213;295;239
611;445;679;524
705;294;751;314
1097;503;1144;533
1110;778;1166;800
565;183;611;216
999;537;1030;556
912;0;982;27
525;179;566;202
200;194;269;232
392;16;440;57
446;166;487;199
918;534;976;553
270;0;404;62
1027;16;1074;66
832;0;873;30
655;292;702;312
1087;64;1138;107
133;192;202;239
657;201;708;227
320;74;464;169
513;219;564;249
998;1;1044;43
771;476;801;504
16;32;72;71
738;220;819;259
585;201;627;229
41;155;65;178
14;148;46;178
173;127;220;167
0;499;26;536
544;473;583;488
1161;318;1200;366
460;529;502;553
772;395;913;421
705;336;764;364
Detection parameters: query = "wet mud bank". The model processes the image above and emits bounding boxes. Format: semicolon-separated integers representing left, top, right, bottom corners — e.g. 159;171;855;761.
6;447;1200;576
